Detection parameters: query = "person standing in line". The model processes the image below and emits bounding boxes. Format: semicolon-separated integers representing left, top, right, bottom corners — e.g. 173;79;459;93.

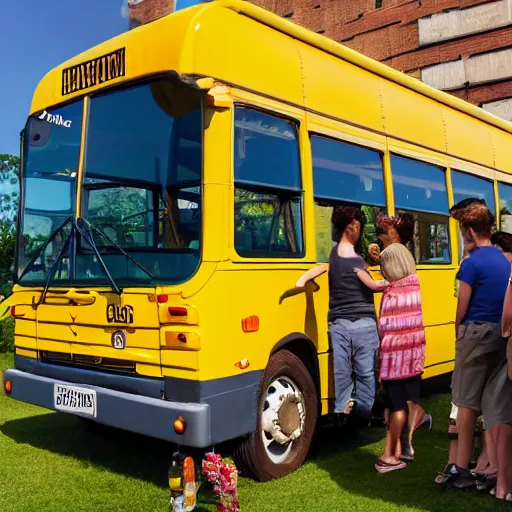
439;202;510;489
374;230;430;472
296;206;387;421
480;230;512;501
435;198;493;488
375;213;432;465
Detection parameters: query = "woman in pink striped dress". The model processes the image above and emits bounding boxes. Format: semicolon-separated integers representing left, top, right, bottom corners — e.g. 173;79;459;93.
375;228;430;473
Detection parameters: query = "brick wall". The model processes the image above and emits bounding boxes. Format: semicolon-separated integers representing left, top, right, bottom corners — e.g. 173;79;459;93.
127;0;512;120
128;0;173;28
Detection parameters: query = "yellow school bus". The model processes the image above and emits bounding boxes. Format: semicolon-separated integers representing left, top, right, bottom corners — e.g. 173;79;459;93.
3;0;512;481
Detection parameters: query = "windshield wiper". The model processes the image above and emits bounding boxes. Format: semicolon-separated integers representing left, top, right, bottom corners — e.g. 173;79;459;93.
31;218;123;307
32;224;75;309
74;218;123;295
18;216;73;283
24;217;155;309
78;218;154;282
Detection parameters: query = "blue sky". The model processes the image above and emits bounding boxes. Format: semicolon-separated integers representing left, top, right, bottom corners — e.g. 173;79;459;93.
0;0;129;156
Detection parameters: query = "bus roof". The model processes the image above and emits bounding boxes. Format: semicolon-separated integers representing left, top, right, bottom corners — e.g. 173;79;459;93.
30;0;512;173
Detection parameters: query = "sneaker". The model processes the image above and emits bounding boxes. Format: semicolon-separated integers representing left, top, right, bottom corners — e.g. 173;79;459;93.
451;465;478;490
435;463;457;486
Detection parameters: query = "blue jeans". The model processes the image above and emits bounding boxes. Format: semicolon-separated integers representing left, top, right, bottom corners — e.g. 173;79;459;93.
329;317;380;418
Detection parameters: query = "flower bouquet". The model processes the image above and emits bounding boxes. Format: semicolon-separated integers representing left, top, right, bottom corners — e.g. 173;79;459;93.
198;453;240;512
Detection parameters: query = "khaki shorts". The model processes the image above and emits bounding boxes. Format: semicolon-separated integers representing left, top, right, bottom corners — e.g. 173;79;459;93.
482;360;512;430
452;322;505;412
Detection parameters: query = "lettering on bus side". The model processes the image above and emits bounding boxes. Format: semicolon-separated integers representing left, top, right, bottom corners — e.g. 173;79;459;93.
62;47;126;96
106;304;134;324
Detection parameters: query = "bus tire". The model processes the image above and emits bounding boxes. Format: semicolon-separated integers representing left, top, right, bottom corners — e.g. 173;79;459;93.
234;349;317;481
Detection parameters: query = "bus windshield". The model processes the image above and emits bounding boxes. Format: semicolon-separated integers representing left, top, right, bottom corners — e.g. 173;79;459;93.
18;78;203;287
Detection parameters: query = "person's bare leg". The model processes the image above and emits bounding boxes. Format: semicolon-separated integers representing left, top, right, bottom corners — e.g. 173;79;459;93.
481;429;498;475
495;424;512;499
406;401;424;447
407;401;423;429
455;406;477;469
381;410;407;464
474;442;490;474
448;438;458;464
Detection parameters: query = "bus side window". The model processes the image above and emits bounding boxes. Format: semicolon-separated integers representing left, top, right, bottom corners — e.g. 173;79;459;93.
311;135;386;265
391;155;451;264
499;182;512;234
234;107;303;258
452;170;495;261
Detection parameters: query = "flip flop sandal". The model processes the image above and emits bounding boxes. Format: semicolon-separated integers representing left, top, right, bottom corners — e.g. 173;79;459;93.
375;458;406;474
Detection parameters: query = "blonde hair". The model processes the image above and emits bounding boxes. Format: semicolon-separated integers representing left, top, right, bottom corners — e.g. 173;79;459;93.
380;243;416;282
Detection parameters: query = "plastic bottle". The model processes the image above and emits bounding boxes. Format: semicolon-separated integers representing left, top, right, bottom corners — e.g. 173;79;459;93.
168;453;183;493
183;456;197;511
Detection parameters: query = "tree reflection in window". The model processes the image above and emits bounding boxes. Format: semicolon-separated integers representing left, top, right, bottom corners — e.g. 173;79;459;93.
235;188;302;257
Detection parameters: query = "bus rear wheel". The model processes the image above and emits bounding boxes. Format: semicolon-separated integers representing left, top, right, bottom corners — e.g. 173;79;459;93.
234;349;317;481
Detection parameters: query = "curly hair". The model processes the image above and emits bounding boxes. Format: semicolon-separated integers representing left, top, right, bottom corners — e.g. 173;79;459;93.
491;231;512;253
376;211;415;245
331;206;364;239
457;203;495;237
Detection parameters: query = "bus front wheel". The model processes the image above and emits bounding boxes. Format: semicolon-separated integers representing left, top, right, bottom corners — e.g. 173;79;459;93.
234;349;317;481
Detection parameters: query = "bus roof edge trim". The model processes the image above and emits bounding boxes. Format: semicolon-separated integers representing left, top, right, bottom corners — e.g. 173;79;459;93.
218;0;512;135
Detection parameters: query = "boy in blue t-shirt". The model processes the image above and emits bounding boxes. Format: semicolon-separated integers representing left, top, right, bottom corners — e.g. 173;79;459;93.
446;202;510;489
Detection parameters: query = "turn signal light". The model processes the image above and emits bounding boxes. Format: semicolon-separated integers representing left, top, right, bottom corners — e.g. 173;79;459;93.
169;307;188;317
242;315;259;332
174;417;186;435
236;358;250;370
4;380;12;394
157;294;169;304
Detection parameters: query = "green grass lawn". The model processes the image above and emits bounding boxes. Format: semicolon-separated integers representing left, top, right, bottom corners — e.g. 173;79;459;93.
0;352;508;512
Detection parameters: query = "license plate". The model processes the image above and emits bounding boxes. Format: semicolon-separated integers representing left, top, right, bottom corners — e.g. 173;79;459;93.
54;384;97;417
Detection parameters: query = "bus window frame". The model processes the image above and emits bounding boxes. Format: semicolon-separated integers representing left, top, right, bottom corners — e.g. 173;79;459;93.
451;168;496;215
388;152;453;267
308;131;388;268
306;121;387;270
230;102;308;263
498;181;512;233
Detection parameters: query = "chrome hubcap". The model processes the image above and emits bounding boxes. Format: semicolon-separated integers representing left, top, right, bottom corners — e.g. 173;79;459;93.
260;376;306;464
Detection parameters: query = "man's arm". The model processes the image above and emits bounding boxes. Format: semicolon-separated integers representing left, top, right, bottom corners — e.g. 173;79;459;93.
455;280;472;332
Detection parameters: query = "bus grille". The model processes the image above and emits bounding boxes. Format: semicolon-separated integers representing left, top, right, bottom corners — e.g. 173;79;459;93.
40;351;136;374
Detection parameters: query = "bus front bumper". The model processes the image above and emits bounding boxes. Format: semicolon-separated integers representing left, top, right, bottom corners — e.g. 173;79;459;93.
3;369;212;447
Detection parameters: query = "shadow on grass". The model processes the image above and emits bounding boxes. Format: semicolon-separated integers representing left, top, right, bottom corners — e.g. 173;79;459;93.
1;413;177;488
310;387;509;512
